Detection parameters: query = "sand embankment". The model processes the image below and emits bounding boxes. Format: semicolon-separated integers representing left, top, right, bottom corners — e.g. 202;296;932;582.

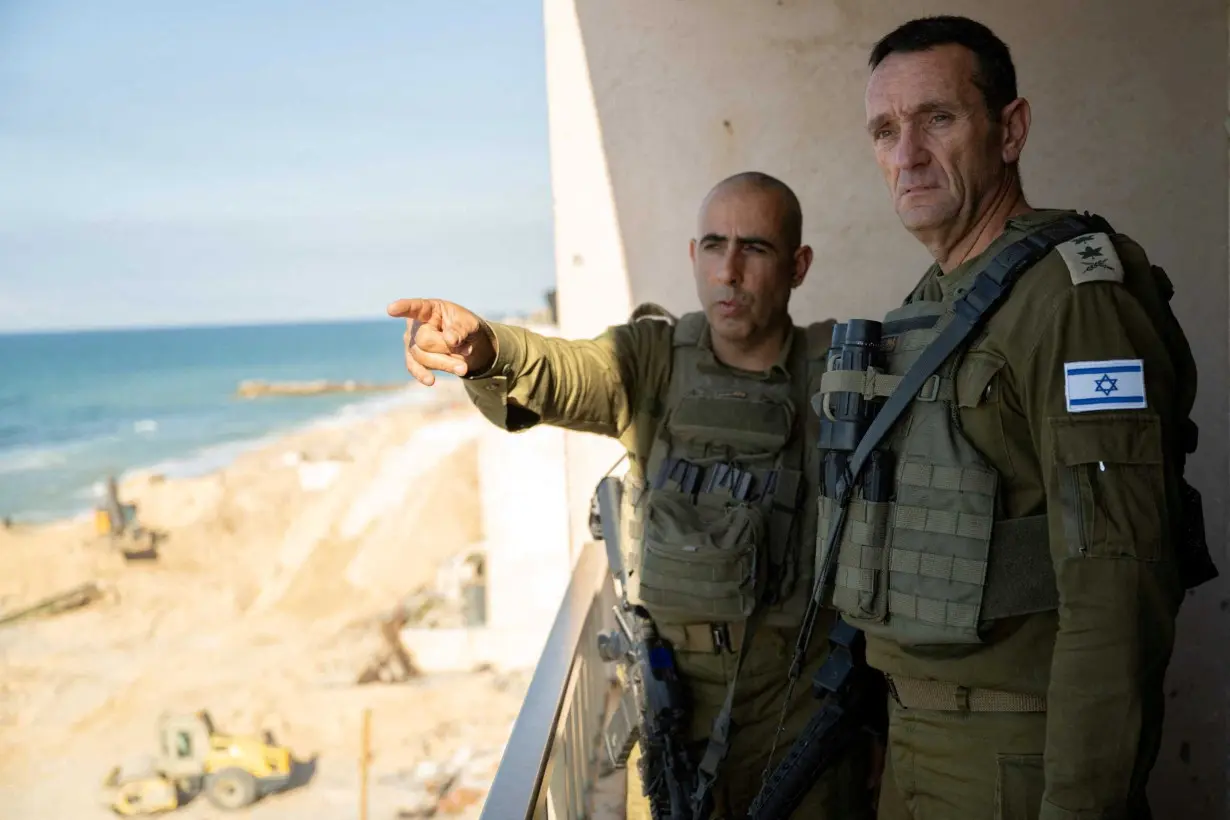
0;382;531;819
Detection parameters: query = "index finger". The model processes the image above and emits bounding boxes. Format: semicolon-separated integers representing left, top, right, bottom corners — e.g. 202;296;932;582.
386;298;434;321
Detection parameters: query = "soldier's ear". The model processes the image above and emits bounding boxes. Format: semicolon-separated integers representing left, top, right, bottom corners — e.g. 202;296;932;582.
792;244;814;288
1000;97;1030;165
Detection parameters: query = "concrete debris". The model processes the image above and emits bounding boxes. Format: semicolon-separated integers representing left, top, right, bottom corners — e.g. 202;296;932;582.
437;786;484;815
356;608;420;685
408;552;488;629
358;551;488;684
391;746;503;818
0;582;105;629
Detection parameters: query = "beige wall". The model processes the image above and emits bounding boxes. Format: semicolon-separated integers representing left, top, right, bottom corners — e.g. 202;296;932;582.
543;0;1229;815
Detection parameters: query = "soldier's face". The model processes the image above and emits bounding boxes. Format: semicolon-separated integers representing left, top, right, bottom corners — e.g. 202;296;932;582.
864;44;1009;236
689;186;803;346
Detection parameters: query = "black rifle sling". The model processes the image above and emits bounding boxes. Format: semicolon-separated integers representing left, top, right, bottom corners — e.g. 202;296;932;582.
790;212;1114;685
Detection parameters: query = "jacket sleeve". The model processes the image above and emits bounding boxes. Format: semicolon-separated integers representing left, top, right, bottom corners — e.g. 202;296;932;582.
461;319;671;444
1025;279;1184;819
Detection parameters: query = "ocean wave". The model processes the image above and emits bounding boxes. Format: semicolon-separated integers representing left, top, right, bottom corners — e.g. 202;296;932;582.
305;386;434;430
0;445;71;475
1;385;441;520
135;436;278;481
128;388;432;480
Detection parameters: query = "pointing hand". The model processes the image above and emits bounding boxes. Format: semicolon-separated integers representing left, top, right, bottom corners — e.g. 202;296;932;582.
386;298;496;386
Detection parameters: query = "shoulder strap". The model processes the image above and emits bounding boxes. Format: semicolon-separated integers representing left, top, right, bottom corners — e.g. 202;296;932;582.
790;211;1112;672
672;311;708;347
804;319;837;359
630;301;678;325
804;319;835;382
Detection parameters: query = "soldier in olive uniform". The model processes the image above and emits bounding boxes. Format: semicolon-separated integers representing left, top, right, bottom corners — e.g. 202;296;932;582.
812;15;1206;820
388;172;877;818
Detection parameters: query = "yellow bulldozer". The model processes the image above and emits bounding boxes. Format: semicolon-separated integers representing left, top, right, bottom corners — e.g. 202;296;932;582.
102;710;294;815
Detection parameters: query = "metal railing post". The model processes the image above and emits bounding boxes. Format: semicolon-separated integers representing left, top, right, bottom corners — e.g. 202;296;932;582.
479;539;620;820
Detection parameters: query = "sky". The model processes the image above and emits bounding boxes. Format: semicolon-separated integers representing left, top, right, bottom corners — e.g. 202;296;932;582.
0;1;555;332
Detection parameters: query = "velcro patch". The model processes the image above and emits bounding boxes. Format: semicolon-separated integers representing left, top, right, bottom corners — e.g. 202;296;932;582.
1063;359;1147;412
1055;232;1124;285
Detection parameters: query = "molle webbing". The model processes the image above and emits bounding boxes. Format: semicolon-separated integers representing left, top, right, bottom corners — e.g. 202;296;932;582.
637;555;758;622
833;510;1054;626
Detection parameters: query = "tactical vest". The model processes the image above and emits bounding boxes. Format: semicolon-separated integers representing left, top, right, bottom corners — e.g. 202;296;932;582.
814;214;1213;647
815;295;1055;646
621;311;830;632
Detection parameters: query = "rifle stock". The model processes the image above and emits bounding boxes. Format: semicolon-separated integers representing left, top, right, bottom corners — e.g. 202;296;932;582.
745;620;884;818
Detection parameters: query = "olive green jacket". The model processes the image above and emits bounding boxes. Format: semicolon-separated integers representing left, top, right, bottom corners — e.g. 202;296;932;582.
874;209;1189;819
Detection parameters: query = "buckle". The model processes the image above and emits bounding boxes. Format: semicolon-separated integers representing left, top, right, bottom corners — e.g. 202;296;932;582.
885;674;903;707
915;374;941;402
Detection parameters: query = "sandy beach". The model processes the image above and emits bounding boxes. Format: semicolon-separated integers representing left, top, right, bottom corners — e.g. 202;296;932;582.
0;382;533;819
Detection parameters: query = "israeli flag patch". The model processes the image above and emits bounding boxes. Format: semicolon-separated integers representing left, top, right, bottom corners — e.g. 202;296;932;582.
1063;359;1147;413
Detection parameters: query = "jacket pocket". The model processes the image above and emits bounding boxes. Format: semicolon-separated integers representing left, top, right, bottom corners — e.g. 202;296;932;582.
1050;413;1166;562
995;753;1044;820
956;350;1007;408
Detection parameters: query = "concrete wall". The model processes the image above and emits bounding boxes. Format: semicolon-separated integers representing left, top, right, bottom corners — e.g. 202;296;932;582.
400;340;576;673
478;417;573;655
542;0;1229;815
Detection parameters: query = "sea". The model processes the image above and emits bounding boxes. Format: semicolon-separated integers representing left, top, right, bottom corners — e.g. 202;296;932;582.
0;319;446;523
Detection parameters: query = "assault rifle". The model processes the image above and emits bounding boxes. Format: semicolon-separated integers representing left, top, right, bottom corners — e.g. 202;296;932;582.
745;619;884;818
591;476;696;819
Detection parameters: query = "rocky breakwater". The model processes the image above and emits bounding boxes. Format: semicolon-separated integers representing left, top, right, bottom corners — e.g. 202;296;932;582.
236;379;408;399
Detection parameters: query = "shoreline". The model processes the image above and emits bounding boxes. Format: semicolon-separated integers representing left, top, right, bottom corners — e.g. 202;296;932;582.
1;376;462;528
0;375;523;819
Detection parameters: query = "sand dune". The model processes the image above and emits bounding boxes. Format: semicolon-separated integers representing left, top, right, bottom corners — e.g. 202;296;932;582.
0;384;527;819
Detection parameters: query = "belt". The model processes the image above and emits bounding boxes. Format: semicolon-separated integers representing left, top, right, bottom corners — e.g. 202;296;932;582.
657;621;747;654
887;674;1047;713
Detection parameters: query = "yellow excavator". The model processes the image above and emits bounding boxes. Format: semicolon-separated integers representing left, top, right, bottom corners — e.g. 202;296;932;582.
102;710;294;815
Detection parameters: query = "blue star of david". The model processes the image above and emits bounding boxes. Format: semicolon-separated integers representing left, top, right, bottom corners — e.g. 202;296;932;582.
1094;374;1119;396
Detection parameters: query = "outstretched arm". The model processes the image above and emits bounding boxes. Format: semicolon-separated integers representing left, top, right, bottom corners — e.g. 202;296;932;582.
387;297;671;440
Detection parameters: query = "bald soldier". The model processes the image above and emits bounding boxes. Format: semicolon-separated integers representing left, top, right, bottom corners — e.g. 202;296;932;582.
388;172;878;818
797;15;1213;820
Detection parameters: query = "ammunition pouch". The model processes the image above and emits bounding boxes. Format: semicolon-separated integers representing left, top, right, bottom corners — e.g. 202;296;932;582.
632;487;768;625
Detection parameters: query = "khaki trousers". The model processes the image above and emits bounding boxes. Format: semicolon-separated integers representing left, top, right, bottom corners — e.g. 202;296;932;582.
623;623;877;819
875;697;1048;820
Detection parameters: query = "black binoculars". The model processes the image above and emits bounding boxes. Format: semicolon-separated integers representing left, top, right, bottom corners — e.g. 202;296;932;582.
816;319;894;503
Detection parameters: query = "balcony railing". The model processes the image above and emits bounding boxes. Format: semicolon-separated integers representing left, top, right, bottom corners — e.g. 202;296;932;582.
479;537;621;819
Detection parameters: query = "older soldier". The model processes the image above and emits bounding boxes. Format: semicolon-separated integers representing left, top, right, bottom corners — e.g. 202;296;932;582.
807;15;1212;820
388;172;877;818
